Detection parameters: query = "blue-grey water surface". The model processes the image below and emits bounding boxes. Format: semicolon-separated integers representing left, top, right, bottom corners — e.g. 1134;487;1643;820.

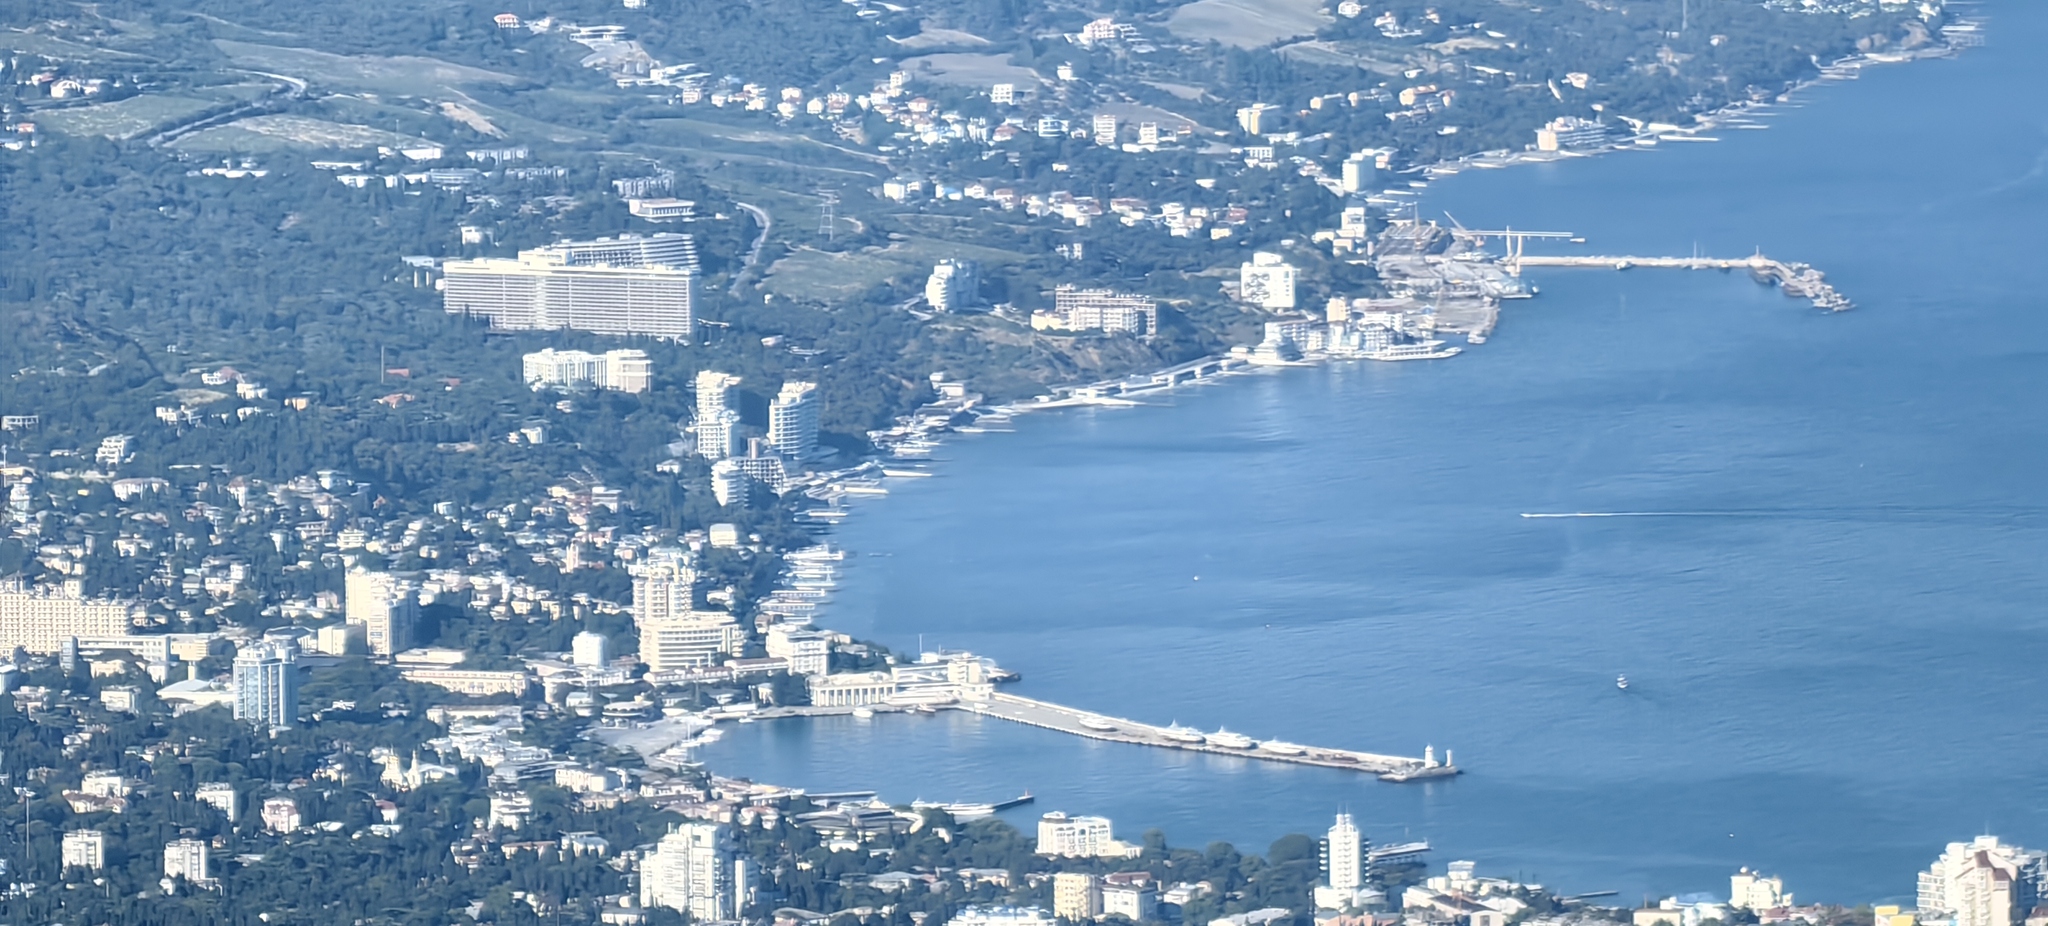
700;0;2048;904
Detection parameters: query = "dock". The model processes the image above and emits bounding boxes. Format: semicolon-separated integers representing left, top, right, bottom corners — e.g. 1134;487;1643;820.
1513;253;1852;311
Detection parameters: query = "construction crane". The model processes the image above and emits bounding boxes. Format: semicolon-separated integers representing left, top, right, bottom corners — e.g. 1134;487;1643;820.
1442;212;1575;274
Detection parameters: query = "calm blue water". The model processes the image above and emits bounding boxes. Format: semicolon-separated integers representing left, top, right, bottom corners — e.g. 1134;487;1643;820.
700;1;2048;904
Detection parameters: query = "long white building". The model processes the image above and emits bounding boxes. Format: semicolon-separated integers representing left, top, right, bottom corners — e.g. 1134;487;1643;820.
641;822;749;920
639;611;743;672
1032;286;1158;336
522;348;653;394
442;249;693;340
0;581;135;654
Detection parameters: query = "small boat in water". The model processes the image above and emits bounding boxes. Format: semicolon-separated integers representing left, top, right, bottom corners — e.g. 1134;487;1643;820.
853;707;876;719
1616;674;1630;691
1079;717;1118;732
1259;740;1307;756
1206;729;1256;749
1161;723;1206;744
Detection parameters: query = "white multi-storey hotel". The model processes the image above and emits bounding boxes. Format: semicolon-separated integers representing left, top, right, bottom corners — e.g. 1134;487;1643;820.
693;371;743;460
1032;286;1158;336
442;240;694;340
344;570;417;656
1326;812;1364;892
767;381;820;460
522;348;653;394
1918;836;2047;926
0;581;135;654
1036;811;1121;858
641;822;749;920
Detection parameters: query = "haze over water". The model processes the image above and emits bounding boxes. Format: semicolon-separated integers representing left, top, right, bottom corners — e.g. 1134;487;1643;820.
700;0;2048;903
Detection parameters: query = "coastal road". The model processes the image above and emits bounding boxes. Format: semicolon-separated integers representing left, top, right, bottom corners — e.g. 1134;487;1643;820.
730;202;771;295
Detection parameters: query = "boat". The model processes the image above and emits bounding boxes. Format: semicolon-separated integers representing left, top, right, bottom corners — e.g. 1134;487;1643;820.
1259;740;1307;756
1366;341;1463;362
915;704;936;715
1078;717;1118;732
1206;729;1255;749
852;707;875;719
1616;674;1630;691
1161;723;1206;744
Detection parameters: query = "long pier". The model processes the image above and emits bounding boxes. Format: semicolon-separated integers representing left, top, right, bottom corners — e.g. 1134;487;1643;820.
1514;253;1852;312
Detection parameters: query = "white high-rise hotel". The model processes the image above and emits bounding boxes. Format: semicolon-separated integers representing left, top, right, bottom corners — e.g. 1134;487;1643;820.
441;233;697;340
1327;812;1363;892
641;822;749;920
768;381;820;460
694;371;742;460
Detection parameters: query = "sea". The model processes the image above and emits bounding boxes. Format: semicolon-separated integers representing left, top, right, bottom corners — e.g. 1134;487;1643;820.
698;0;2048;904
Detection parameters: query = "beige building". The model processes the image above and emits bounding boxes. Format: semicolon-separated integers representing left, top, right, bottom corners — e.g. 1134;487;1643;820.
1054;872;1101;921
345;571;417;656
0;581;135;654
1730;868;1791;910
1918;837;2044;926
639;611;743;672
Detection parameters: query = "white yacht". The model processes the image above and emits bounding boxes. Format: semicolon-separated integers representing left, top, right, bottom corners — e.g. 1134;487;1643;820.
1258;740;1307;756
1206;729;1256;749
1161;723;1206;744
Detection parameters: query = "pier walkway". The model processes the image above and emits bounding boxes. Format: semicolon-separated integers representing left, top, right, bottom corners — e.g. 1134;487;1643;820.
1514;254;1852;311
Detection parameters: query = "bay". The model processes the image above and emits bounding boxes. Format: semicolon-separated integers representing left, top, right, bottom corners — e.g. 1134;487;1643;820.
698;0;2048;903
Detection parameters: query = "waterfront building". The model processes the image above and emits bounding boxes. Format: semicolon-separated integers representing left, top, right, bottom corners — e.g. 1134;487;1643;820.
345;570;417;656
62;829;105;870
232;639;298;728
1033;286;1158;336
1054;873;1101;921
1327;811;1365;892
1239;253;1298;310
639;611;743;672
640;821;748;920
733;437;792;493
572;631;609;669
1918;836;2047;926
949;907;1055;926
1037;811;1137;859
195;782;237;821
805;670;897;707
0;580;136;654
693;371;742;460
522;348;653;394
765;625;831;676
261;796;301;833
1729;868;1791;910
926;259;981;312
1535;116;1614;152
164;838;210;884
767;381;821;460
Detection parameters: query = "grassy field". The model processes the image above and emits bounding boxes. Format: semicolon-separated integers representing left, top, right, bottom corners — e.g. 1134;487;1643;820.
212;39;524;95
169;114;420;152
36;94;229;139
764;236;1028;303
899;53;1041;86
1165;0;1333;48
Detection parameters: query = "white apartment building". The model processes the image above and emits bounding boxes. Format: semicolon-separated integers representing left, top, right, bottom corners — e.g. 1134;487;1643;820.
712;460;750;507
990;83;1016;105
765;625;831;676
1054;872;1101;921
693;370;742;460
164;838;210;883
96;434;133;465
925;259;980;312
641;822;749;920
767;381;820;460
571;631;609;669
232;639;298;727
1328;812;1364;892
442;249;694;340
1236;103;1278;135
195;782;238;821
1918;836;2047;926
1092;113;1118;146
399;668;530;696
1033;286;1158;336
345;570;417;656
1102;881;1158;921
639;611;743;671
1239;252;1298;310
262;797;302;833
632;548;696;624
1037;812;1134;858
0;581;135;654
1341;151;1377;193
522;348;653;394
62;829;106;870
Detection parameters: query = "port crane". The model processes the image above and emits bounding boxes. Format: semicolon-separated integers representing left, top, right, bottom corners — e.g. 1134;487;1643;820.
1442;212;1576;275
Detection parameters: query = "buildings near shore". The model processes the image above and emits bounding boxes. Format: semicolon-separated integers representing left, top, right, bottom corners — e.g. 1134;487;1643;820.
344;570;417;656
441;232;697;340
1032;286;1158;336
231;639;298;728
640;822;748;920
1038;811;1141;859
1917;836;2047;926
693;371;743;460
925;259;981;312
631;548;741;672
521;348;653;393
1535;115;1615;151
1316;811;1372;910
1240;252;1299;310
1729;868;1792;911
768;381;820;460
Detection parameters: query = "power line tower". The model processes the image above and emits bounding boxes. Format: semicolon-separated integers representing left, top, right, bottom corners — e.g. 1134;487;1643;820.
815;187;840;241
